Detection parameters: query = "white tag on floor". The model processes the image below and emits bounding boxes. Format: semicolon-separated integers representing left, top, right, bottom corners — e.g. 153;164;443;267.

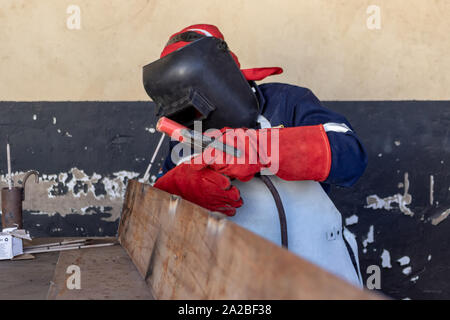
0;234;13;260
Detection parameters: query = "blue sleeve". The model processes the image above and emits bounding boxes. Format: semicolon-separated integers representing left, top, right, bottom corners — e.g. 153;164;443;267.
160;140;197;176
288;88;368;187
161;140;178;175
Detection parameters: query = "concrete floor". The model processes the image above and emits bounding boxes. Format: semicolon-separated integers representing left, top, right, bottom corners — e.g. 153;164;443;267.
0;238;153;300
0;251;59;299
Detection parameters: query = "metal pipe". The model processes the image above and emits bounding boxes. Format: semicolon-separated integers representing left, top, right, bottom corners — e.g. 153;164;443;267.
24;239;88;250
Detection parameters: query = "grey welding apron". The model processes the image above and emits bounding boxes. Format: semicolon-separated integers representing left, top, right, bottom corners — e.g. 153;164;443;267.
228;176;363;288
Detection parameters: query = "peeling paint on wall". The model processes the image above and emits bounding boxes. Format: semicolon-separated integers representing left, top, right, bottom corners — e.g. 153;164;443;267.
362;225;374;253
381;249;392;268
365;172;414;216
345;214;358;226
431;208;450;226
397;256;411;266
0;168;140;222
402;266;412;275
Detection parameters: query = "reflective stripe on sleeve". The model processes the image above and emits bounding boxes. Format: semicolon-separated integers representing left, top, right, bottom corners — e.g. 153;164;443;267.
323;122;353;133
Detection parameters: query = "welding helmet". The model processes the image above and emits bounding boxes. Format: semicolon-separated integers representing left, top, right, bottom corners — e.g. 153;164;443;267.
143;37;260;130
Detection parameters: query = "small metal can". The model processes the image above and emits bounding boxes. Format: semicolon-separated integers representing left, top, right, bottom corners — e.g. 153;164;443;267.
1;170;39;230
1;187;24;229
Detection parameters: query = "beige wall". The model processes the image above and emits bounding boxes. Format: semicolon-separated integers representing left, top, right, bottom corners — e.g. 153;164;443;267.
0;0;448;101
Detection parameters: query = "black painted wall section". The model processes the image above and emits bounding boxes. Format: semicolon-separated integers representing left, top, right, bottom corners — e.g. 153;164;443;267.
327;101;449;300
0;100;448;300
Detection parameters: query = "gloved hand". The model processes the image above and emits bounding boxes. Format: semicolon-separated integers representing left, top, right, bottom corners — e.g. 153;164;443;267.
153;163;243;216
191;125;332;182
191;127;264;182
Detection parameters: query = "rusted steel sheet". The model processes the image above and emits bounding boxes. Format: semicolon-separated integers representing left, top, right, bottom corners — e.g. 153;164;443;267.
118;180;382;300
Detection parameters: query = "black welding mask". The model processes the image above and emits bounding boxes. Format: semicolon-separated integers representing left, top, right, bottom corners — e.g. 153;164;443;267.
142;37;260;131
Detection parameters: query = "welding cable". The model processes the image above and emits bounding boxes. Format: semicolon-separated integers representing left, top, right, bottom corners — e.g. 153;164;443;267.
258;175;288;249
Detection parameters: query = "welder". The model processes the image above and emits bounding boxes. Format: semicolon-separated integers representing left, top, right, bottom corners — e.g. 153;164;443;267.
143;24;368;287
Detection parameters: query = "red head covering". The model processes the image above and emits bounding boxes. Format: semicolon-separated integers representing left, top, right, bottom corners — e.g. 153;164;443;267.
160;24;283;81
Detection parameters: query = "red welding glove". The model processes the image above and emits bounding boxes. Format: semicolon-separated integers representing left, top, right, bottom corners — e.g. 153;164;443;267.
190;125;332;182
153;163;243;216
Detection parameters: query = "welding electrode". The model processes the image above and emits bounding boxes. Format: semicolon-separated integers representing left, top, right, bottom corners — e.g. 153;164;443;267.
6;139;13;190
143;133;166;183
